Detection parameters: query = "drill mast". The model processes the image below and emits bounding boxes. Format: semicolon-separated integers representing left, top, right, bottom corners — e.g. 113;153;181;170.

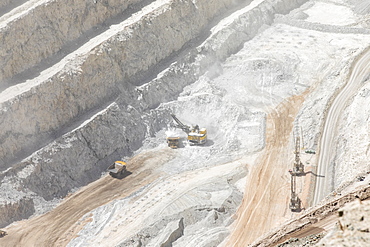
293;136;304;175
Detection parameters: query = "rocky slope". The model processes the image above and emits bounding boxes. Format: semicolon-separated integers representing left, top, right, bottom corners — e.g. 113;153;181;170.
250;176;370;246
315;199;370;246
0;0;309;228
0;0;242;169
0;0;370;246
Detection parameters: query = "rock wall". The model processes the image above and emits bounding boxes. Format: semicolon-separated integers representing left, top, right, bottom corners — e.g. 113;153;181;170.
0;0;310;227
315;199;370;246
0;102;147;190
250;185;370;247
0;0;244;169
0;0;143;85
0;0;17;9
138;0;308;110
0;197;34;228
333;77;370;190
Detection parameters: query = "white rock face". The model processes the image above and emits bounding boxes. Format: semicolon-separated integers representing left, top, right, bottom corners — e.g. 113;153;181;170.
0;0;15;9
315;200;370;246
1;0;370;246
0;0;142;84
0;0;246;169
333;79;370;189
0;0;311;233
64;0;370;245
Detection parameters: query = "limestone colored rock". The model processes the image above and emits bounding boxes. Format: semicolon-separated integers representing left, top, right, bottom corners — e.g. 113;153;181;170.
277;233;324;247
0;0;308;171
146;218;184;247
0;0;142;85
0;197;35;228
0;0;15;9
1;1;369;246
315;200;370;246
0;0;244;170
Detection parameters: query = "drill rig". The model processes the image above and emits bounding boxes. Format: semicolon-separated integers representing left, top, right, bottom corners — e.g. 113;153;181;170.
170;114;207;145
292;136;304;175
288;133;303;211
289;172;301;212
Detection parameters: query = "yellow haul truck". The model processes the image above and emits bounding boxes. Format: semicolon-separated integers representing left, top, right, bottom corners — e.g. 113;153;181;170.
108;161;127;178
166;136;180;148
0;230;7;238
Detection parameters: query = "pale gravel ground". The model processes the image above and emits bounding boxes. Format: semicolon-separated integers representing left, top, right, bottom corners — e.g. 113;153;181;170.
0;0;369;246
70;0;370;245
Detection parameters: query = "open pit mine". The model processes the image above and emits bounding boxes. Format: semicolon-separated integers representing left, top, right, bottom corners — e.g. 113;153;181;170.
0;0;370;246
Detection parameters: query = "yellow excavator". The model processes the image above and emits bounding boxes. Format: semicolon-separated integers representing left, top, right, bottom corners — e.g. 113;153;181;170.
170;114;207;145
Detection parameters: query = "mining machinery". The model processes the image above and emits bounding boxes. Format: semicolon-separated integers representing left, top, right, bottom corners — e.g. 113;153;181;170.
292;136;304;175
166;136;180;148
289;171;301;212
288;133;303;211
170;114;207;145
108;161;127;178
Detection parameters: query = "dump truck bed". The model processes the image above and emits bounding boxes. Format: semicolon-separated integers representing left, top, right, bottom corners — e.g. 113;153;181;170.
167;136;180;148
108;165;122;174
108;161;127;176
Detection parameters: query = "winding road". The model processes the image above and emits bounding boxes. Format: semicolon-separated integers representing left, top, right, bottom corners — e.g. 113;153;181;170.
313;49;370;205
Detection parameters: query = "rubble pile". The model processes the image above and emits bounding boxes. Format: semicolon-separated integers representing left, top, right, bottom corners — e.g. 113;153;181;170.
315;199;370;246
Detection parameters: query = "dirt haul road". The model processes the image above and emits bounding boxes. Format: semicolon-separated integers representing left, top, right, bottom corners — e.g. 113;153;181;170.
226;92;310;246
1;94;309;247
0;149;175;247
313;49;370;205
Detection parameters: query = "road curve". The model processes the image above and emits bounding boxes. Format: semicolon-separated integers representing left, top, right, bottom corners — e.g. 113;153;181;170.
313;49;370;205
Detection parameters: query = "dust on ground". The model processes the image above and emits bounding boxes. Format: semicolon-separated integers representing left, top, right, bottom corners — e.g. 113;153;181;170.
226;91;311;246
0;149;175;247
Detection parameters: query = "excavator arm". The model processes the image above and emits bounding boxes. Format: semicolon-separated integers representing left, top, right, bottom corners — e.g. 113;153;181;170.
170;114;191;134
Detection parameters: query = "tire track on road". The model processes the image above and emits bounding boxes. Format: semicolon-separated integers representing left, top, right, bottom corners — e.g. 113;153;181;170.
313;48;370;205
0;149;174;247
227;92;308;246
